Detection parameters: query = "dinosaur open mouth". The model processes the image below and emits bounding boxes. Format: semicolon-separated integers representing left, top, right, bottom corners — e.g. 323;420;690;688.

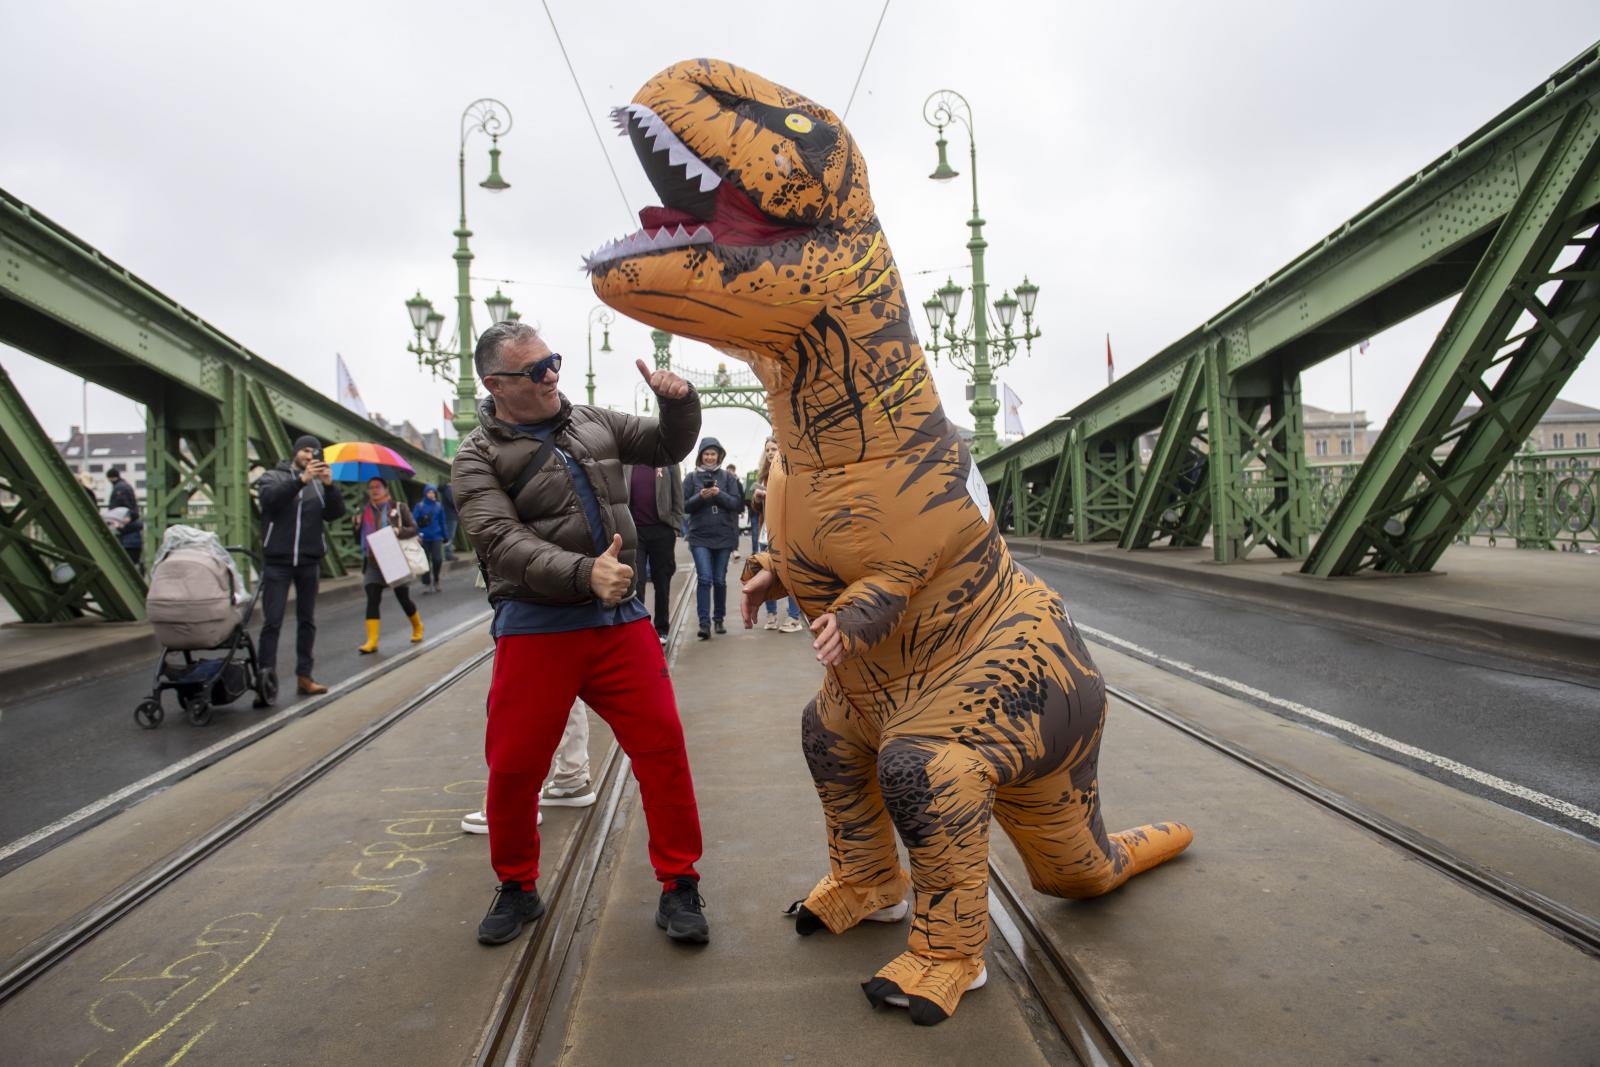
582;102;810;273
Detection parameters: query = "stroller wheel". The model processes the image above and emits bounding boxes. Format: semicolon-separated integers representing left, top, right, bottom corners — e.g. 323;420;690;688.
254;669;279;707
184;696;214;726
134;700;164;729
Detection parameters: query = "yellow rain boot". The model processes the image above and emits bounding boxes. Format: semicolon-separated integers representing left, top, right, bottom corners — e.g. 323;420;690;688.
358;619;379;654
409;612;424;644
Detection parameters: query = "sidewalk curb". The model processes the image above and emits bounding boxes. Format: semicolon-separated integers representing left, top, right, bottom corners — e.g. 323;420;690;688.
1011;538;1600;678
0;559;478;702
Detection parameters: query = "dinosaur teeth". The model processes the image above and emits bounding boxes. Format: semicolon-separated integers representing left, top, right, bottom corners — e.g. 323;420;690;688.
580;219;719;274
584;104;729;273
616;102;722;192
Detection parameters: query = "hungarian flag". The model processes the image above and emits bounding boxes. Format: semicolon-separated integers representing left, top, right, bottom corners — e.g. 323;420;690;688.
442;400;454;422
1106;334;1115;386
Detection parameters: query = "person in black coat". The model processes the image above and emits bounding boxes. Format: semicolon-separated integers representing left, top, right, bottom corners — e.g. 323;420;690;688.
682;436;743;640
105;466;144;573
255;435;346;698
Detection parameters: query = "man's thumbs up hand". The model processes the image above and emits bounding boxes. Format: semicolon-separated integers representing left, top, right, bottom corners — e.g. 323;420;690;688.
590;533;634;605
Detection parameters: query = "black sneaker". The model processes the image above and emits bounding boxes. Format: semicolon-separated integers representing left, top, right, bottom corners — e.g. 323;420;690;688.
713;621;726;635
656;877;710;943
697;624;710;641
477;881;545;945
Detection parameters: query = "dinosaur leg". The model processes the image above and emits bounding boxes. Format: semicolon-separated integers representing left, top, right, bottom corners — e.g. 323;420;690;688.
793;685;910;936
861;737;994;1026
993;600;1192;898
995;765;1192;898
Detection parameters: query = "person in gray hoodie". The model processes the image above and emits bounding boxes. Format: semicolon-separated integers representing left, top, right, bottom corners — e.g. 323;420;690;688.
682;437;743;640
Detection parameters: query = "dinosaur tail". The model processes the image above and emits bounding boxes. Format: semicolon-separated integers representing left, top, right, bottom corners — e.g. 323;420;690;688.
1111;821;1193;881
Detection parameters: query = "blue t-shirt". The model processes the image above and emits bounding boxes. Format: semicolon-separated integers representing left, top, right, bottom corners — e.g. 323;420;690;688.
491;419;647;638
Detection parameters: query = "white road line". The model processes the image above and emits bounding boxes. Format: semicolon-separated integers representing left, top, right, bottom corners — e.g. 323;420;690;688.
0;611;491;865
1078;622;1600;830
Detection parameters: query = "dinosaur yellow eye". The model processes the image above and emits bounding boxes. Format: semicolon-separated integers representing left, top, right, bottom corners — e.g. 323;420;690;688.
784;113;814;134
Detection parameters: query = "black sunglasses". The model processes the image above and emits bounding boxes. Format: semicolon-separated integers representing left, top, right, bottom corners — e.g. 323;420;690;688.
486;352;563;384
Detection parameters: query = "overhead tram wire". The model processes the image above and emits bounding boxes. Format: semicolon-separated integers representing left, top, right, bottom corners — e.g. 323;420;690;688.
539;0;636;229
842;0;892;121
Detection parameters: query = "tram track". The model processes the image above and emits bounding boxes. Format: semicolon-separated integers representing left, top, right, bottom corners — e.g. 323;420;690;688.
1102;681;1600;958
471;573;697;1067
0;624;499;1005
972;668;1600;1067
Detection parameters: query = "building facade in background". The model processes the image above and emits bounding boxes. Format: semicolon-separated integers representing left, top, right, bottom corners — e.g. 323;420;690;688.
55;428;146;505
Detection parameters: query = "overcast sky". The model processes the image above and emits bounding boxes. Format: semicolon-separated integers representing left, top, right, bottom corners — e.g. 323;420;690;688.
4;2;1598;472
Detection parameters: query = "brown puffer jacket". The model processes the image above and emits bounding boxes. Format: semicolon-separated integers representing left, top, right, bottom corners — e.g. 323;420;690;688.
451;390;700;605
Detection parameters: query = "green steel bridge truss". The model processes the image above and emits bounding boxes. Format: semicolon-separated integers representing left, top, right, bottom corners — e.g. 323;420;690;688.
0;189;453;622
644;329;772;424
982;44;1600;577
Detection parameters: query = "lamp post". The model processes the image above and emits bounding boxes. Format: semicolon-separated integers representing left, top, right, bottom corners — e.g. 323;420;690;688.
402;97;514;457
920;89;1041;458
586;305;615;407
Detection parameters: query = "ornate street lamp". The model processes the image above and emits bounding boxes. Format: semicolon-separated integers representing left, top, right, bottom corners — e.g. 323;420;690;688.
586;305;615;407
485;287;514;325
401;97;514;457
920;89;1042;457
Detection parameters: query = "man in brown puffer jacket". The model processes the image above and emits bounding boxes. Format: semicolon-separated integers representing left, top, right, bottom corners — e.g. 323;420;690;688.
451;321;710;947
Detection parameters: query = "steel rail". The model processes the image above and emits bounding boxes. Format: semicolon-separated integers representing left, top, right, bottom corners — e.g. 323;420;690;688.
1106;682;1600;957
986;864;1143;1066
0;607;495;872
471;572;698;1067
0;623;497;1004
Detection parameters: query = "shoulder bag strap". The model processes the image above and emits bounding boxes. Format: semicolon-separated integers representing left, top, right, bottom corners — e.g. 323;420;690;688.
506;437;557;510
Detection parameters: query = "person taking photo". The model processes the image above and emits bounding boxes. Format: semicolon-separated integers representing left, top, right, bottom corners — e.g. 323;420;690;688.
256;435;346;697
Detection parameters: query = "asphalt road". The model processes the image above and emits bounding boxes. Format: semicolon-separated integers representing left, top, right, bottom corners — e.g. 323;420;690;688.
0;576;492;863
1022;555;1600;843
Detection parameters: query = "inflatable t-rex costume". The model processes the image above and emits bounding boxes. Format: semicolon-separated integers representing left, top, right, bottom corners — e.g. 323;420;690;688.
589;58;1191;1025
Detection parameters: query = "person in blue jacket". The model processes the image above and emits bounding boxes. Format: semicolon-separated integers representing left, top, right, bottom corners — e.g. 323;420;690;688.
412;484;448;592
682;437;743;640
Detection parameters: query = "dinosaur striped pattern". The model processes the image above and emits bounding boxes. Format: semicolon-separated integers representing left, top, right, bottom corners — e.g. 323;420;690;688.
589;58;1192;1025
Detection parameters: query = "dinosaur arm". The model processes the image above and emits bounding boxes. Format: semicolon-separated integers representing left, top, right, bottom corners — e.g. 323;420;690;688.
825;556;931;658
739;552;790;600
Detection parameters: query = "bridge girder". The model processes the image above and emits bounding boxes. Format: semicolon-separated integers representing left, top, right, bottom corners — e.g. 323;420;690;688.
1307;104;1600;575
0;188;453;619
978;44;1600;573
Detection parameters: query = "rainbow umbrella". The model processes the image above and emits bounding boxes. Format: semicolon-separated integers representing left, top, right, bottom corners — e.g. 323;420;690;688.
324;441;415;483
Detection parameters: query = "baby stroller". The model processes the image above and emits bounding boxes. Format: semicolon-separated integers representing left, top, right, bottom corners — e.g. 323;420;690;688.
134;527;275;728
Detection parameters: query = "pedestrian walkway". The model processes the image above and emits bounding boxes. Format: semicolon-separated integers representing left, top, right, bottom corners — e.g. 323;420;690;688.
4;554;1595;1065
1009;539;1600;672
540;618;1066;1064
0;559;478;700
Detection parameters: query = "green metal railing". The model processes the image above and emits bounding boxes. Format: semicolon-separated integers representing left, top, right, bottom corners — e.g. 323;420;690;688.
1243;451;1600;551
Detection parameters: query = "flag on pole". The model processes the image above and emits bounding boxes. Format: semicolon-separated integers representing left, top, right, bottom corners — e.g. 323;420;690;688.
1002;383;1025;437
442;400;454;423
1106;334;1115;386
336;354;368;419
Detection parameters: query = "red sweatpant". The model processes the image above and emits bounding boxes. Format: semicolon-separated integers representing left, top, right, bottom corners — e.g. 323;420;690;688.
485;618;701;889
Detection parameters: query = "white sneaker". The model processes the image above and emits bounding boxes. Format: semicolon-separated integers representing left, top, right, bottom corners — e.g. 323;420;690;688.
779;618;804;633
461;809;541;833
764;614;779;630
885;964;986;1008
865;899;909;923
542;784;598;808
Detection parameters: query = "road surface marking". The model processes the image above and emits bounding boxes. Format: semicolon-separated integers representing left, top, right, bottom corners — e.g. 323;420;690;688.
1080;623;1600;830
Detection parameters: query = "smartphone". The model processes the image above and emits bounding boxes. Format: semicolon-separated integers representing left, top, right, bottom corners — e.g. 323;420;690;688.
701;473;717;489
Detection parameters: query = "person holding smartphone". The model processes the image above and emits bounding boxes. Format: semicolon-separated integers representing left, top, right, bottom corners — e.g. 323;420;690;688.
683;438;744;641
256;434;346;698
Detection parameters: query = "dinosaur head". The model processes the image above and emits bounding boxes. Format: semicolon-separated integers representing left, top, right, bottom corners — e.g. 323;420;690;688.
586;58;877;357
